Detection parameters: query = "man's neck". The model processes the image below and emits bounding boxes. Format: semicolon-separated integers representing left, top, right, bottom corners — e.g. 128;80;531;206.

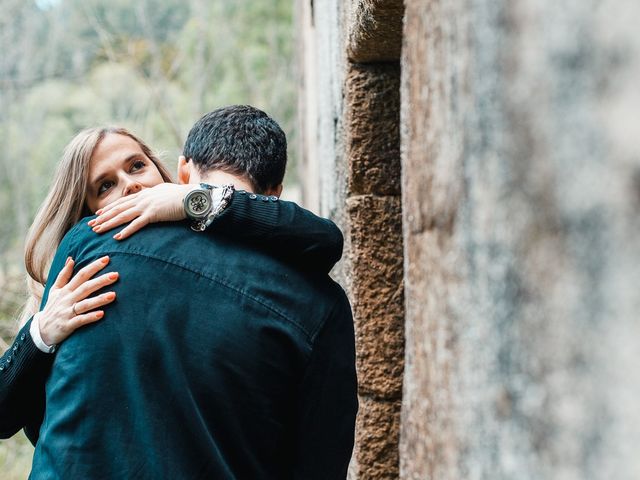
196;170;254;192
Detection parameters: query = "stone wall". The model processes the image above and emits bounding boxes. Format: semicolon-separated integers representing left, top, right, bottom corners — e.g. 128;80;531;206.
299;0;640;477
400;0;640;478
297;0;347;219
297;1;405;478
344;62;403;480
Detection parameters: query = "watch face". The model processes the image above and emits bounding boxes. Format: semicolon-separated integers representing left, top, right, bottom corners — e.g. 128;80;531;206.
186;190;211;218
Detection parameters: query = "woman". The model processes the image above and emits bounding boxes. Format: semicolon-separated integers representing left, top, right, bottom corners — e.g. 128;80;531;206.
0;126;341;443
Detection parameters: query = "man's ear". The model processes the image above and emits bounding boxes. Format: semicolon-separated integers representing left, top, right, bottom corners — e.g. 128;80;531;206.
177;156;190;184
265;184;283;198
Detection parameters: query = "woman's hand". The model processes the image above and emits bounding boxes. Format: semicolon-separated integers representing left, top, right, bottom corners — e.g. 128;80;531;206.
36;256;119;346
89;183;192;240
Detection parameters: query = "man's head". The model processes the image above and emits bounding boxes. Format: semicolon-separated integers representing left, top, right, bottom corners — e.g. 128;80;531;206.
179;105;286;195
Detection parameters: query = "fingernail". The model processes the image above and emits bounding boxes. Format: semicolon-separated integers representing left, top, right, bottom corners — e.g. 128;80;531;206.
96;311;104;319
108;272;119;280
105;292;116;300
96;209;103;215
65;256;72;265
88;219;96;226
114;233;122;240
93;226;101;232
101;256;110;264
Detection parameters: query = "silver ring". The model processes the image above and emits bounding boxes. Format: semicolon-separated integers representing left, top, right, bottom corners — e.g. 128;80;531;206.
72;303;79;316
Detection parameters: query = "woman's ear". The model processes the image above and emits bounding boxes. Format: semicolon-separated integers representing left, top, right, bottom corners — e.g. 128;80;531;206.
177;156;190;184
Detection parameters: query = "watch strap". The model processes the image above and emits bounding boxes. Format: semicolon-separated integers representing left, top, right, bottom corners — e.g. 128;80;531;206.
191;184;235;232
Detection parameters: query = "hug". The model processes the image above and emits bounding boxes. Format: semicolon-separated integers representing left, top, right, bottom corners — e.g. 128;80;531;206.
0;105;357;479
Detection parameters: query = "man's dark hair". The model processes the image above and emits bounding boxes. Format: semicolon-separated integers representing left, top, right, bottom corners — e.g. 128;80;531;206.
183;105;287;193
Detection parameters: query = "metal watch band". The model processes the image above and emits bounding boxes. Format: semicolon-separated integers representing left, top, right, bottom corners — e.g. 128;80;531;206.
191;184;235;232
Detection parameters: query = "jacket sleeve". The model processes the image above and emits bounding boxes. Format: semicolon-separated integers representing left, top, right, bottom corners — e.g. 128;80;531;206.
292;291;358;479
209;191;344;274
0;318;54;444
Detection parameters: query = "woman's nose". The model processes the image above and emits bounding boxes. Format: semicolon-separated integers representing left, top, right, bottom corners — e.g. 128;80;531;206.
123;179;143;196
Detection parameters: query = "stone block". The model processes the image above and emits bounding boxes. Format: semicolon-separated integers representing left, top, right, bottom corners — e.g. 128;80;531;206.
350;396;401;480
346;195;404;399
400;0;640;478
346;0;404;63
345;63;401;197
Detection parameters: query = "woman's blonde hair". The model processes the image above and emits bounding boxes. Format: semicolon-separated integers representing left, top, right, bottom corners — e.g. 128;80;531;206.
20;126;173;325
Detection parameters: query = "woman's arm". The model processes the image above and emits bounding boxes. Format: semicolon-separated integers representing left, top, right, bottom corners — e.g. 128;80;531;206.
0;318;52;443
91;184;344;274
0;256;119;444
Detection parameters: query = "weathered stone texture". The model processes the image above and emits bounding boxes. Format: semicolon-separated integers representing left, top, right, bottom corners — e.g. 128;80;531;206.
347;0;404;63
345;63;401;197
346;195;404;399
298;1;405;478
350;397;402;480
401;0;640;479
298;0;348;219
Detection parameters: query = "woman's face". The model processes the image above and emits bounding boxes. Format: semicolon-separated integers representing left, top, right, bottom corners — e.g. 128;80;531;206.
85;133;165;213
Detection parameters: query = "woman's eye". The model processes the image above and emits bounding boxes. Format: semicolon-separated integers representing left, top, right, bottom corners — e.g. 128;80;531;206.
98;181;114;195
131;160;146;171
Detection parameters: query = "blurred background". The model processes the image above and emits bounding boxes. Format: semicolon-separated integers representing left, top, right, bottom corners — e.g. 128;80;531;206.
0;0;296;475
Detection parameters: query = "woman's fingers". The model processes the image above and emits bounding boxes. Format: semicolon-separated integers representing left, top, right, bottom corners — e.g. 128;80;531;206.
68;310;105;331
113;216;150;240
65;256;110;291
95;191;140;217
38;258;119;346
93;208;141;233
52;257;75;289
73;291;116;315
91;197;139;228
73;271;119;300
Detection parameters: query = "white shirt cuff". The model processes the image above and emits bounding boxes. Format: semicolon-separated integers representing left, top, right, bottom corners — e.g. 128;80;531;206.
30;313;56;353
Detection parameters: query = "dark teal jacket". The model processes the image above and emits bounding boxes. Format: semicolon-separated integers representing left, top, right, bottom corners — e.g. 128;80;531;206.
26;192;357;479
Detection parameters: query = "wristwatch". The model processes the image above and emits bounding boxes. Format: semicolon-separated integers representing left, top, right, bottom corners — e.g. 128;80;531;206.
183;183;234;231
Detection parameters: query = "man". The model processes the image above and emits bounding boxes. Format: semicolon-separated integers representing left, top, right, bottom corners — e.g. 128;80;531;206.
29;105;358;479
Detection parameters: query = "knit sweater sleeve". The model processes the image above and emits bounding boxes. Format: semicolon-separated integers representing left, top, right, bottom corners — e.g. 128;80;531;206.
210;191;344;274
0;318;54;444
